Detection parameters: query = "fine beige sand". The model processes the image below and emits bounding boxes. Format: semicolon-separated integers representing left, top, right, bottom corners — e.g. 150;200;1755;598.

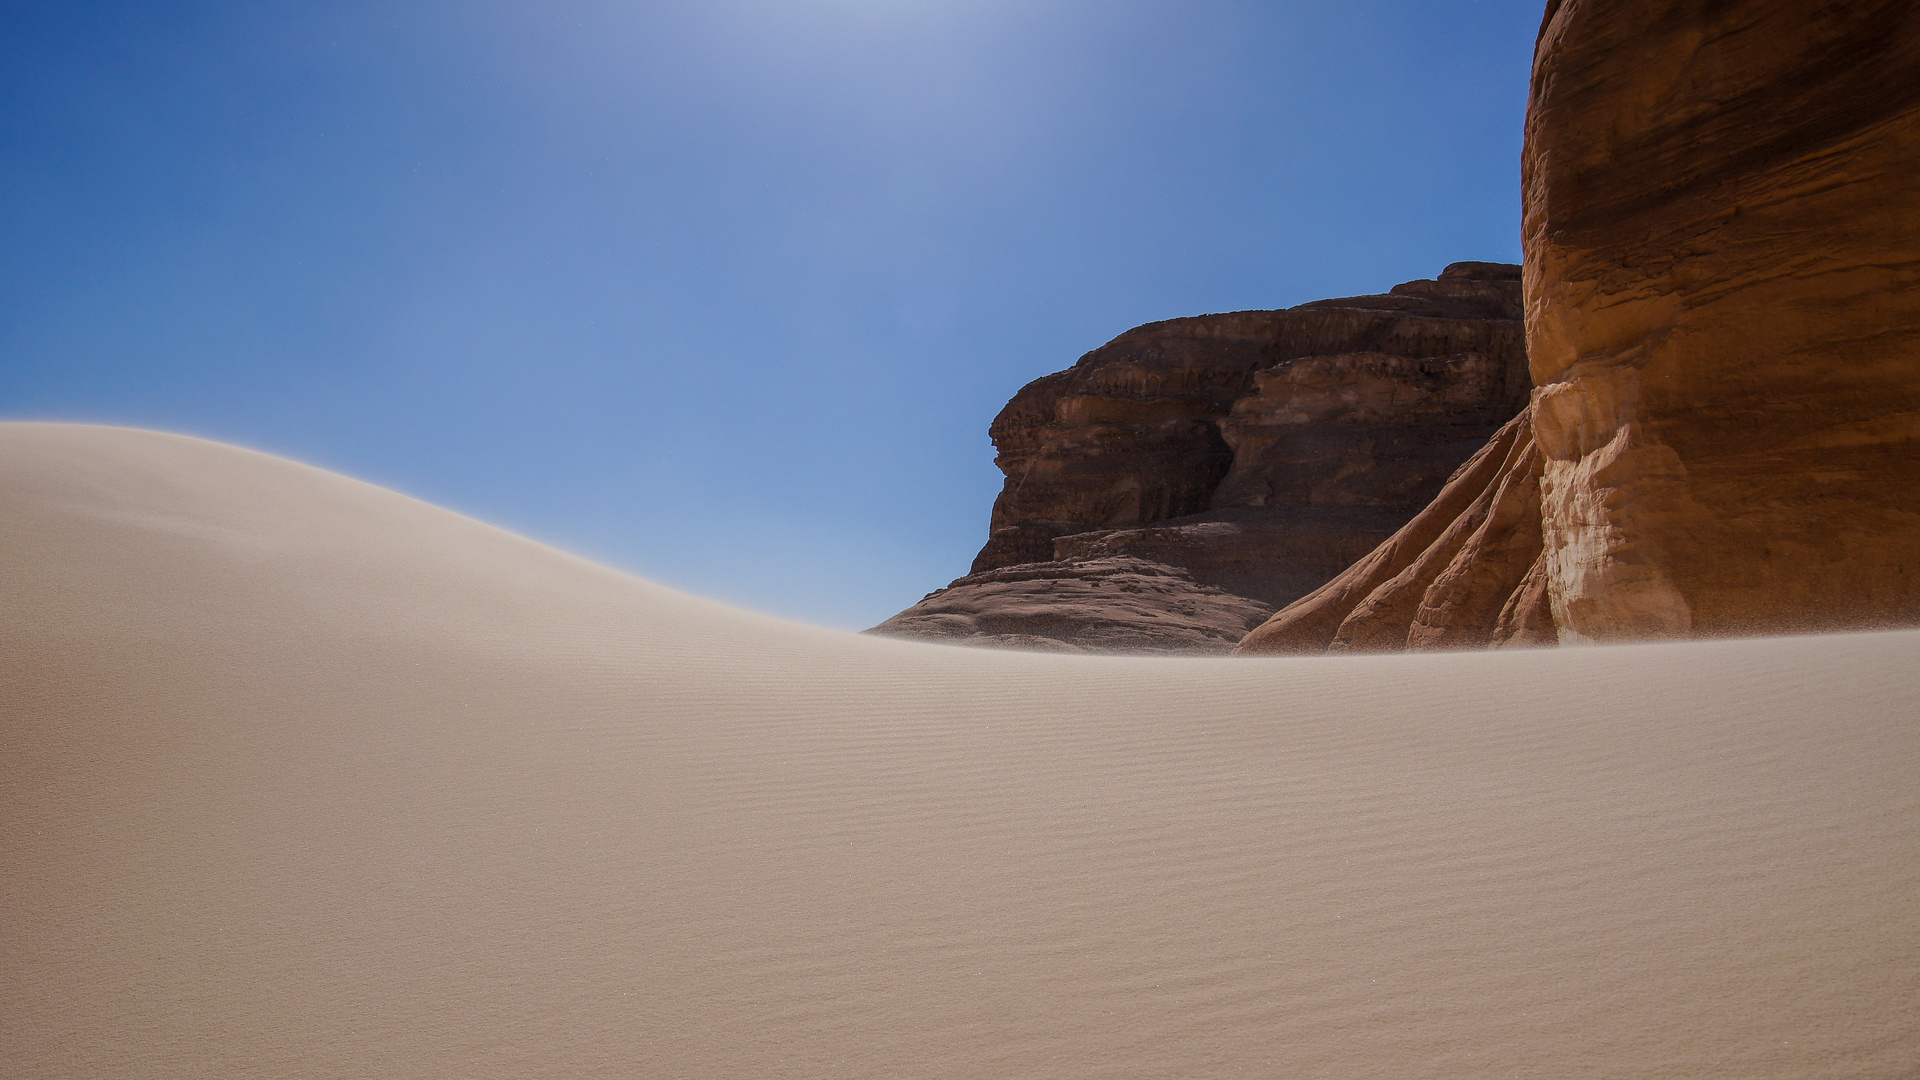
4;422;1917;1078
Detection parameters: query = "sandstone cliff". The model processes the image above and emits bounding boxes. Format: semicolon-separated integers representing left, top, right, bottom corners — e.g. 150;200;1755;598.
871;263;1530;652
1239;0;1920;653
974;263;1529;573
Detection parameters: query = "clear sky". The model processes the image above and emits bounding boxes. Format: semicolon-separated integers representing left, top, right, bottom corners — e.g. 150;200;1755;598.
2;0;1542;629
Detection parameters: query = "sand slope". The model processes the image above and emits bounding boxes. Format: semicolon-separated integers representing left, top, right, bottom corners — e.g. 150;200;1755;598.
3;423;1916;1078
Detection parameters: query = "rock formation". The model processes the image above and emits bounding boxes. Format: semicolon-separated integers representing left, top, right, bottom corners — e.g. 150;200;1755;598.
865;556;1273;654
1240;0;1920;653
871;263;1531;652
973;263;1529;573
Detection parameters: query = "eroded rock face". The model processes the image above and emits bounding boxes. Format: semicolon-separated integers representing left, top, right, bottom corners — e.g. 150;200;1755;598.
1240;0;1920;653
1213;349;1527;512
1524;0;1920;640
873;263;1531;652
972;263;1527;573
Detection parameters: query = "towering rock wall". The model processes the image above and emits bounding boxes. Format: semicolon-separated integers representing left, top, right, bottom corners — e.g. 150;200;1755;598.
1240;0;1920;654
1525;0;1920;640
870;263;1531;652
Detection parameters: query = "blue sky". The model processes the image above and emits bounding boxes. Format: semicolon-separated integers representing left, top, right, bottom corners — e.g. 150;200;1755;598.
1;0;1541;628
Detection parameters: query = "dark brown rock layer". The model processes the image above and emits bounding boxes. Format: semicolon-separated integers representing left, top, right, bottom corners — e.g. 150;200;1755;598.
1050;506;1411;611
973;263;1528;572
865;557;1273;654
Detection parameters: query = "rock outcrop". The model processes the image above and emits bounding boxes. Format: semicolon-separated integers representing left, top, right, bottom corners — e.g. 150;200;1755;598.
1240;0;1920;653
973;263;1529;572
865;556;1274;654
872;263;1532;652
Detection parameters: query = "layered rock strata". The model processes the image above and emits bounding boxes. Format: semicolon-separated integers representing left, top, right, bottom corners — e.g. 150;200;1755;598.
865;556;1273;654
974;263;1529;572
1523;0;1920;640
872;263;1531;652
1240;0;1920;653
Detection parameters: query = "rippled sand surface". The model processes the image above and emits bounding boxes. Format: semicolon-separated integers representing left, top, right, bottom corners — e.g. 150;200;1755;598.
4;423;1916;1078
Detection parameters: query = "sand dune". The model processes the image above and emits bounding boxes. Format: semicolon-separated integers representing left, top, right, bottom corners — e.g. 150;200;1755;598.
3;422;1916;1078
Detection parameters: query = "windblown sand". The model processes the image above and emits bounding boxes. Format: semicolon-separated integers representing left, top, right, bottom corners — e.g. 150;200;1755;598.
4;423;1916;1078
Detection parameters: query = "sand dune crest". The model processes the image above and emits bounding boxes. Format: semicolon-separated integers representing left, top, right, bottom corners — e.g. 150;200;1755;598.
3;424;1916;1078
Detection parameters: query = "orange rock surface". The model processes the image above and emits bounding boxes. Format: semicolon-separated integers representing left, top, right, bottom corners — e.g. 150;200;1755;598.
1525;0;1920;640
1242;0;1920;653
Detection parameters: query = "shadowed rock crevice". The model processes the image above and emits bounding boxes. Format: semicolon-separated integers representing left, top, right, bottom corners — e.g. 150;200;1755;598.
1236;412;1554;654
